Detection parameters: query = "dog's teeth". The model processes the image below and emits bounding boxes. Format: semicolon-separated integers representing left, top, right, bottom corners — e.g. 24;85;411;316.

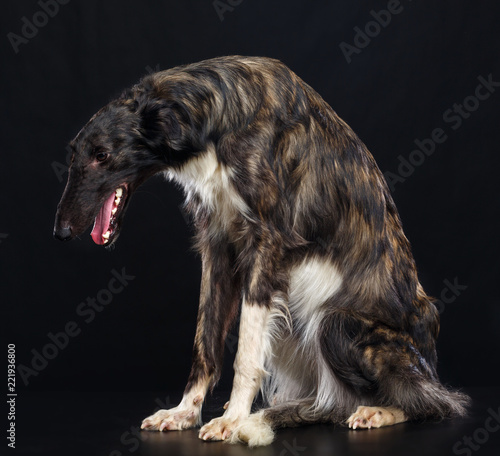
115;188;123;197
115;197;121;205
102;231;111;240
111;207;117;215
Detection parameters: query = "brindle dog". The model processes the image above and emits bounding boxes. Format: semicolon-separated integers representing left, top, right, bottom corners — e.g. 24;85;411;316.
54;56;469;446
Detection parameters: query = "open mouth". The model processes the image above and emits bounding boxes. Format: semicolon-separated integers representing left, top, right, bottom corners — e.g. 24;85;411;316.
90;185;128;245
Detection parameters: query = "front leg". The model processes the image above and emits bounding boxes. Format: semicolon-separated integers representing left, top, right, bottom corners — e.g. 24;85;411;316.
140;388;204;431
142;239;240;431
198;298;271;441
199;232;284;442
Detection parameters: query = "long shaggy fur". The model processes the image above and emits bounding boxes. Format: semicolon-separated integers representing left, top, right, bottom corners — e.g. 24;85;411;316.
54;56;470;446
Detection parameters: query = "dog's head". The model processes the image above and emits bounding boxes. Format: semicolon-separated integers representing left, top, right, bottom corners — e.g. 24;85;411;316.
54;87;191;246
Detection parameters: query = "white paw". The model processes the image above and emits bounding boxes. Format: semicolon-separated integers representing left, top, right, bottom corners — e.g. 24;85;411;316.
227;411;275;447
347;406;403;430
141;406;200;431
199;416;240;441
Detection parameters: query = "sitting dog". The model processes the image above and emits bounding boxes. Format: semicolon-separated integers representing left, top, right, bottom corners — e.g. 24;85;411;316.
54;56;469;446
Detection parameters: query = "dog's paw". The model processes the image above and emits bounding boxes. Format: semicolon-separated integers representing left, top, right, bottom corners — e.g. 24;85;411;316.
141;407;200;431
199;416;241;441
347;406;405;430
227;412;275;447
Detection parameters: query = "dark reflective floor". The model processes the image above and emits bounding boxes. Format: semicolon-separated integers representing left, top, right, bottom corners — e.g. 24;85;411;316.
14;388;500;455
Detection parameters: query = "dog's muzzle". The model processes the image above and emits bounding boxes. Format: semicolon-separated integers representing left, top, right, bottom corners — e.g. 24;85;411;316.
53;224;72;241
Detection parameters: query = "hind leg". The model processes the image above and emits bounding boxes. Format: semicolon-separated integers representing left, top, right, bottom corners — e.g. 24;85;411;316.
320;309;469;426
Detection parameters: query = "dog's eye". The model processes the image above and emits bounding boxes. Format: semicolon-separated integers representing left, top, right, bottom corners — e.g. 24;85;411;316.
95;151;108;162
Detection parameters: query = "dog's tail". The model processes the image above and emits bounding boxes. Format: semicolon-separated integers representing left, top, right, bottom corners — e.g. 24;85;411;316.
228;387;470;447
379;379;471;421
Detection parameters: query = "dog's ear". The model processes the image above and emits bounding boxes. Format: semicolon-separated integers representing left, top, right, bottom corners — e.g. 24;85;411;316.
134;94;183;153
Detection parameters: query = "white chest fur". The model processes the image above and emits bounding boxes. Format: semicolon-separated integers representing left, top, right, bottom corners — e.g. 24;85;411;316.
289;257;343;314
166;146;249;231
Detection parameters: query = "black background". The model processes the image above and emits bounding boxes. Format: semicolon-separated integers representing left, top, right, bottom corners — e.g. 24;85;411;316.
2;0;500;399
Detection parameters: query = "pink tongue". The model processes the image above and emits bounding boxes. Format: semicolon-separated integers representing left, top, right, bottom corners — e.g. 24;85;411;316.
91;192;115;245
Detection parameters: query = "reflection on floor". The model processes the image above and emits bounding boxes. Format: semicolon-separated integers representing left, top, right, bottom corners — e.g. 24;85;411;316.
15;388;500;456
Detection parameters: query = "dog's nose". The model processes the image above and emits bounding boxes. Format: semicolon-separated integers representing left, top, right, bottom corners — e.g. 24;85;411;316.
53;224;72;241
